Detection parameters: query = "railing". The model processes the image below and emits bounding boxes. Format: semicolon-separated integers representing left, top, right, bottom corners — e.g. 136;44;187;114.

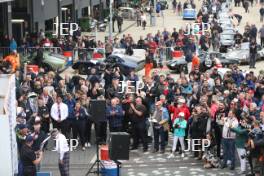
72;48;105;61
0;47;62;58
0;47;105;61
153;47;185;63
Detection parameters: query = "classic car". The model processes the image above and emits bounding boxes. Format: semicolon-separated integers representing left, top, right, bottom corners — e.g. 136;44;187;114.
72;53;143;75
21;50;68;72
219;33;235;52
119;7;136;20
166;51;238;73
224;42;264;64
183;5;196;20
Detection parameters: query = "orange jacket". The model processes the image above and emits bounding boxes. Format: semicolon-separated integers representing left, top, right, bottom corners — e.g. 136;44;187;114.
145;63;153;78
4;54;20;72
191;55;200;71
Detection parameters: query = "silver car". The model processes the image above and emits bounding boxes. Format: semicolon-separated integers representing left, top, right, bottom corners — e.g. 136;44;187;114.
225;42;264;64
220;33;235;47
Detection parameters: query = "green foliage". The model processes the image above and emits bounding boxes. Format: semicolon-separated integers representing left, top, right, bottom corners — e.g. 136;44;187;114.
79;17;91;32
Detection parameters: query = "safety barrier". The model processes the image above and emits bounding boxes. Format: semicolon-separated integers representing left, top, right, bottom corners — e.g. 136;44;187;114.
0;47;105;61
72;48;105;61
154;47;184;62
0;47;62;58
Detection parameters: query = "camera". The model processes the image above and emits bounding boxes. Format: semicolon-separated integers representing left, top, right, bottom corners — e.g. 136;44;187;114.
174;124;179;129
241;149;251;159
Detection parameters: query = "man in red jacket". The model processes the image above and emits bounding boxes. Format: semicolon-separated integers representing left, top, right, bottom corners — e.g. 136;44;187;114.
148;38;158;59
168;98;191;123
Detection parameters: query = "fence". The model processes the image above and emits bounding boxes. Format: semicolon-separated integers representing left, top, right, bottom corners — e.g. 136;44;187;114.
0;47;105;61
0;47;62;58
154;47;185;63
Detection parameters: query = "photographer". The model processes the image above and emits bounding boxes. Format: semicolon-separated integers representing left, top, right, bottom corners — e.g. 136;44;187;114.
128;97;148;152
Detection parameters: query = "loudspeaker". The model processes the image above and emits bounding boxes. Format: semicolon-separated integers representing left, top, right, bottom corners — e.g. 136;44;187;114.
109;132;130;160
90;100;106;123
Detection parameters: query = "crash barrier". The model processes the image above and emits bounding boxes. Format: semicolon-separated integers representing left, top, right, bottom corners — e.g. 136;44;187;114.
0;46;105;61
72;48;105;61
154;47;184;61
0;47;62;58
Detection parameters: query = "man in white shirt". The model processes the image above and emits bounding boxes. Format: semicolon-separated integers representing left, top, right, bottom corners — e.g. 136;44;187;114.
51;96;69;137
220;110;238;170
51;129;70;176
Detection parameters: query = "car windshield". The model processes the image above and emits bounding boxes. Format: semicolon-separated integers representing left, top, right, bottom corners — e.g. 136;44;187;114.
222;30;235;34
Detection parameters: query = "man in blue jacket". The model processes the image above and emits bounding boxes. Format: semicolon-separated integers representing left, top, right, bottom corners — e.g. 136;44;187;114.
106;98;124;132
152;101;169;153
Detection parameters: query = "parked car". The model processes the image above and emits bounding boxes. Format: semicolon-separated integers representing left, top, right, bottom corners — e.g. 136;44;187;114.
119;7;136;20
224;42;264;64
21;51;68;72
183;5;196;20
219;33;235;52
166;51;238;73
72;54;143;75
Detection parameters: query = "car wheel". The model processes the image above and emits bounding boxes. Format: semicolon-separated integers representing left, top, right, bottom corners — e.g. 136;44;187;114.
78;65;87;74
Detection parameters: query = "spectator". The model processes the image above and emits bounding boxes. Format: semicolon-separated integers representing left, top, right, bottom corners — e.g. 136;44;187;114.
152;101;170;153
220;110;239;170
168;112;187;158
259;24;264;47
129;97;148;152
249;38;257;69
106;98;124;132
50;96;69;137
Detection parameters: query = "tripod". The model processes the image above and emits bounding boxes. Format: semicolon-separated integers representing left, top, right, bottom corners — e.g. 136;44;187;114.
85;138;105;176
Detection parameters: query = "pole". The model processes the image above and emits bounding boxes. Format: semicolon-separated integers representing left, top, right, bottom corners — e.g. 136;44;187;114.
153;0;156;26
109;0;113;42
57;0;62;37
7;2;12;38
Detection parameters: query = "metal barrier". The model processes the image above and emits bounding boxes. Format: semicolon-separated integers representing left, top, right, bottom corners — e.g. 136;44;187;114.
0;47;62;58
72;48;105;61
154;47;184;61
0;47;105;61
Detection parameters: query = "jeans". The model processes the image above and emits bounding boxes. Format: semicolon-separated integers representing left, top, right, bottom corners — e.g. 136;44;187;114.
153;125;166;151
222;138;236;167
250;53;256;68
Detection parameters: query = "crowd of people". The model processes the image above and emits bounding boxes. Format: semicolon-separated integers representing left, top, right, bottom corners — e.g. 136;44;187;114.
1;0;264;176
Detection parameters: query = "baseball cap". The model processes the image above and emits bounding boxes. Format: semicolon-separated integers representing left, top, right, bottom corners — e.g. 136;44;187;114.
17;124;28;130
179;112;185;117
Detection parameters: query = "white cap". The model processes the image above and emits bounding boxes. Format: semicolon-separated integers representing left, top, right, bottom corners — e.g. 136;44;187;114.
179;112;185;117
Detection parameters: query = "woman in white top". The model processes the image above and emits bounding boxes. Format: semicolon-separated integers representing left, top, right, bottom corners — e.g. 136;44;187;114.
141;12;147;30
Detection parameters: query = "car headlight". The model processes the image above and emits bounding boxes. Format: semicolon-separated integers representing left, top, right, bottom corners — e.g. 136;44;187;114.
242;55;247;59
170;62;176;67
